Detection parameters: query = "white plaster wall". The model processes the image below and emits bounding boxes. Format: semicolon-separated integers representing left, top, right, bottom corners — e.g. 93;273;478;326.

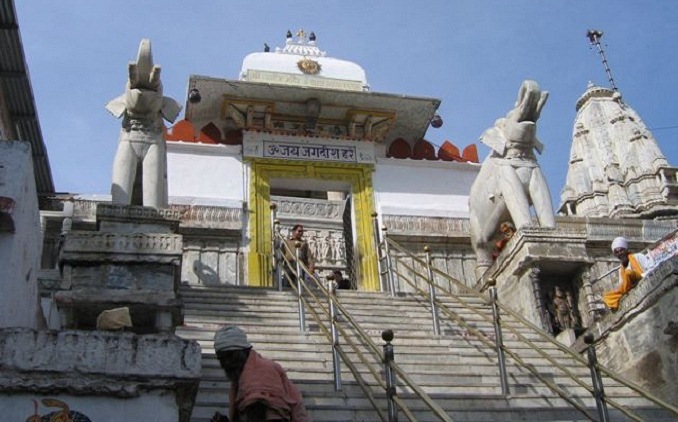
0;392;179;422
373;158;480;218
0;141;42;328
167;142;245;207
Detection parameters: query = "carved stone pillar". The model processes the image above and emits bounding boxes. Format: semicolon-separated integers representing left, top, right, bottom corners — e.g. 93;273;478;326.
529;266;552;334
580;268;601;325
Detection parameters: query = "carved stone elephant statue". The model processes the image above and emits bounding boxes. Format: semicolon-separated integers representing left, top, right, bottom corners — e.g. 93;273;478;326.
106;39;181;209
469;80;555;279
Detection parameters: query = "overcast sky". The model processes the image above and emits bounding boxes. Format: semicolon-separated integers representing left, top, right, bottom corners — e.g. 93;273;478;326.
16;1;678;208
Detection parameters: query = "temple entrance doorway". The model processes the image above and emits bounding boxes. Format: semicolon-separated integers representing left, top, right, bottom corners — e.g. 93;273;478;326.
270;180;355;286
246;160;378;290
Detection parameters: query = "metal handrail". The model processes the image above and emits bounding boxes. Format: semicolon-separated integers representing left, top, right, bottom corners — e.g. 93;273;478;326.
277;249;387;420
383;236;678;419
276;233;450;420
389;262;597;421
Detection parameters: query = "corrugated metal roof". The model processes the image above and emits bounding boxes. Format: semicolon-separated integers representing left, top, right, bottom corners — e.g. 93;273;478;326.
0;0;55;195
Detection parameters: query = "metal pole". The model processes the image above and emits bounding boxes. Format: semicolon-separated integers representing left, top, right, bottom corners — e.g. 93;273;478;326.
382;226;397;297
488;280;510;396
373;212;387;293
382;329;398;422
584;334;610;422
270;204;277;288
424;246;440;336
274;219;283;291
328;277;342;391
295;242;305;331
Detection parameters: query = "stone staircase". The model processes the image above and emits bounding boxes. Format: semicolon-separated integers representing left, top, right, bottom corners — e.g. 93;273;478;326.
176;285;673;421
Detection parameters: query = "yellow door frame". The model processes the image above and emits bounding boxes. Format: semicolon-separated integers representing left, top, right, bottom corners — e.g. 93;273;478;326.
246;158;380;291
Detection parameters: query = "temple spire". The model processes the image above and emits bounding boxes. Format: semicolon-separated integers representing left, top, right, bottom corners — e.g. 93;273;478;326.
586;29;618;91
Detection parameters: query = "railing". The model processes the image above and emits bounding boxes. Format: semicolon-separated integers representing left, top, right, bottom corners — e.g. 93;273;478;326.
377;226;678;421
274;229;453;422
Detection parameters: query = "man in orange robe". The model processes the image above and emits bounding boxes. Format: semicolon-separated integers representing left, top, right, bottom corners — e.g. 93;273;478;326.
211;326;310;422
603;237;647;311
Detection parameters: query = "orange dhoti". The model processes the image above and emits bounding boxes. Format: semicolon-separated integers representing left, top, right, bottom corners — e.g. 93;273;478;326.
603;255;644;310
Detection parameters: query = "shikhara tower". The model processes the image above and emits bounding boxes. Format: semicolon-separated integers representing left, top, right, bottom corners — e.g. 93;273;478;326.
559;30;677;219
559;83;677;218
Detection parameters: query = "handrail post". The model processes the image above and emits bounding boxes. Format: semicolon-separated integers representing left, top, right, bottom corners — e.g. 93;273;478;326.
372;212;386;293
328;276;342;391
274;219;283;291
381;226;397;297
270;204;277;288
382;329;398;422
424;246;440;336
488;279;510;396
295;242;305;331
584;334;610;422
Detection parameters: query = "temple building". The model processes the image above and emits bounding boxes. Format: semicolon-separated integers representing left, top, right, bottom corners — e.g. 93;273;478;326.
162;28;480;292
2;3;678;419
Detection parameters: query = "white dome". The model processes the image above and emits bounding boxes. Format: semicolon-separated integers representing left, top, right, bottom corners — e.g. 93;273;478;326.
239;32;369;91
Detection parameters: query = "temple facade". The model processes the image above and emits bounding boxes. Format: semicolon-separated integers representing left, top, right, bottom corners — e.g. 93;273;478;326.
2;5;678;418
159;29;480;292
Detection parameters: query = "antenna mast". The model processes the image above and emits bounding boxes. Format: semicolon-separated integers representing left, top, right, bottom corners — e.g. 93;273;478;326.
586;29;618;91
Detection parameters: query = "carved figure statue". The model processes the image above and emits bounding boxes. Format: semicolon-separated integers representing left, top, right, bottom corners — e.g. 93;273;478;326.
106;39;182;209
469;80;555;279
552;286;573;330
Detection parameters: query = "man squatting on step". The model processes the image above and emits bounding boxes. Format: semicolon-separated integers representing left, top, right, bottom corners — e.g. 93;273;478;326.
211;326;310;422
603;236;649;311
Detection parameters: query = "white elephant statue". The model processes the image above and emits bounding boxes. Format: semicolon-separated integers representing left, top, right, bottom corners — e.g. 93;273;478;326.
469;80;555;279
106;39;181;209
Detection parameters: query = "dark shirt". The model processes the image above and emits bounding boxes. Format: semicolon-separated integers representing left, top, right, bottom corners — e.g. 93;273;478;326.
336;278;351;290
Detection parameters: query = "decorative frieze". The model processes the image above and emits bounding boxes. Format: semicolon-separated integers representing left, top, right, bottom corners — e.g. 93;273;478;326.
272;196;344;221
61;232;182;262
97;203;183;224
172;204;243;232
382;214;470;236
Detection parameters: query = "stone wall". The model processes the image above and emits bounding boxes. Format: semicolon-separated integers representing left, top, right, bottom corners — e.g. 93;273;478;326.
0;141;43;329
577;258;678;406
0;328;201;421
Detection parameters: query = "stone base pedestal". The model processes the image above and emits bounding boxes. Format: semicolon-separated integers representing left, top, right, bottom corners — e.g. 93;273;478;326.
556;328;577;346
57;204;183;333
0;328;201;422
484;228;592;334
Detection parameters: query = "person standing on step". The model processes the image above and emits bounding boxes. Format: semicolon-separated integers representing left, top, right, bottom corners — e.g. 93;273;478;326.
211;326;310;422
332;270;352;290
281;224;316;287
602;237;649;311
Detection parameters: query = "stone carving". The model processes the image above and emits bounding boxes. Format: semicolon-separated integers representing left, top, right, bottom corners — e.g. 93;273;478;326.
61;232;183;258
469;80;555;278
281;227;345;267
381;215;469;234
551;286;575;331
273;196;343;220
97;203;183;223
106;39;182;209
